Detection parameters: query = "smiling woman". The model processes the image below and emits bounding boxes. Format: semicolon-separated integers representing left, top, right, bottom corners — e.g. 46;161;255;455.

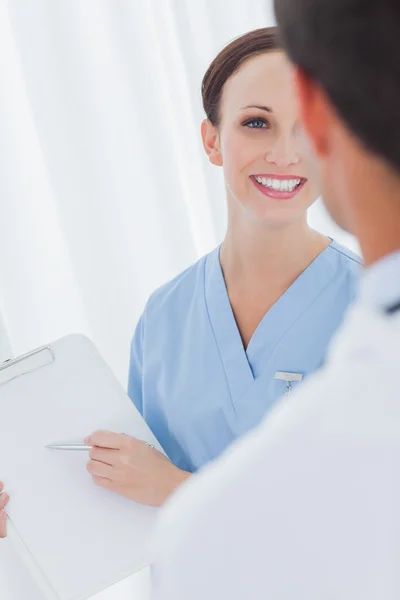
0;28;363;528
79;27;364;509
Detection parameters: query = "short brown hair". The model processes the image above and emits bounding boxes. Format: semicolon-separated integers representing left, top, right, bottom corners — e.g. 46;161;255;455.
201;27;282;127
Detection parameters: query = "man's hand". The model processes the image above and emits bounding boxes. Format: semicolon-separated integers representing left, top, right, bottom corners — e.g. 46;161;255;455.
85;431;190;507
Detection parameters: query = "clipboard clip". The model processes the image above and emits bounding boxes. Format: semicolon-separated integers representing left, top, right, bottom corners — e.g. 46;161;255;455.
0;345;55;388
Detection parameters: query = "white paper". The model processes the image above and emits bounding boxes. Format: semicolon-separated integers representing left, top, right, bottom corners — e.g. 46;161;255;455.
0;334;162;600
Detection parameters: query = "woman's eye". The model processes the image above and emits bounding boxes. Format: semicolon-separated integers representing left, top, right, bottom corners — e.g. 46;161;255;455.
244;119;269;129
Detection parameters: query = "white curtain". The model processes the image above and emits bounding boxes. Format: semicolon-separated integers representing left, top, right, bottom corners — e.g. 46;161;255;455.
0;1;358;598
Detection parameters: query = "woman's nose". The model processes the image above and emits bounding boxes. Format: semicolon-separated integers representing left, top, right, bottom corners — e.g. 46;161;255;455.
265;135;300;168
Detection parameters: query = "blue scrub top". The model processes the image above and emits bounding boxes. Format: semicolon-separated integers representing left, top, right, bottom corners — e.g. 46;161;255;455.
128;241;362;473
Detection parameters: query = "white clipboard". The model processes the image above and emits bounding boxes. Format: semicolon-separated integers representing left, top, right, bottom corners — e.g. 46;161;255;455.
0;334;163;600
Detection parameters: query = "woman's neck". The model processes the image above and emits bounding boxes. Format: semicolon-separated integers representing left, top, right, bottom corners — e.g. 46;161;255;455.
218;205;331;349
220;214;330;295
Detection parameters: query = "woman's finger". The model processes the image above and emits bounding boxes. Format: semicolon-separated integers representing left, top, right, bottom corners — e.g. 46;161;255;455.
89;446;116;466
91;475;115;491
0;510;7;539
86;459;113;480
85;430;125;450
0;493;9;510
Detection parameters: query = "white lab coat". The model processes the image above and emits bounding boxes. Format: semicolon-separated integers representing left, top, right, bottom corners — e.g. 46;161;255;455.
152;301;400;600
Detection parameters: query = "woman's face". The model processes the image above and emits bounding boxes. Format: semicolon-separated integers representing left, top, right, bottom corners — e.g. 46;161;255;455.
203;51;320;226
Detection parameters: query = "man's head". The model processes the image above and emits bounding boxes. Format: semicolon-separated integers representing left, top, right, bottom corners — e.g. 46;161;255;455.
274;0;400;240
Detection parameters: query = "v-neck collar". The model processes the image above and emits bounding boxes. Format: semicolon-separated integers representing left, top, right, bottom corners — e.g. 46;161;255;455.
204;241;339;404
205;247;254;404
245;240;338;375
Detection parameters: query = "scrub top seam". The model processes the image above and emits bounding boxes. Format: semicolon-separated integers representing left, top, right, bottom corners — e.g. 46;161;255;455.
202;252;239;411
141;304;147;354
329;244;363;266
233;266;339;406
140;305;147;407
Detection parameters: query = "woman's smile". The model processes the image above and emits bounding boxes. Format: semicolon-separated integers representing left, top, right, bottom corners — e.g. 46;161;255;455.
250;174;307;200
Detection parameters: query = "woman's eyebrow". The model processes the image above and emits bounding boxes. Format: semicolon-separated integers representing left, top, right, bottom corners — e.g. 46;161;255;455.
240;105;273;113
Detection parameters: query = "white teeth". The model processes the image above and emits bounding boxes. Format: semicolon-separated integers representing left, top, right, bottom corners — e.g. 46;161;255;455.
255;176;302;192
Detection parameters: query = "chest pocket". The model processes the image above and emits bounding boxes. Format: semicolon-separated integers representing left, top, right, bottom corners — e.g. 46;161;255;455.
274;371;304;397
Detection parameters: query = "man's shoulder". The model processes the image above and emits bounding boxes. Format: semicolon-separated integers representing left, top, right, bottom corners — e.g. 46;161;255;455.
222;302;400;474
152;305;400;599
157;301;400;520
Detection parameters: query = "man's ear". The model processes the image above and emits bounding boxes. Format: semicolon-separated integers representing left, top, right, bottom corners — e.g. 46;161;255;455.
293;67;332;158
201;119;223;167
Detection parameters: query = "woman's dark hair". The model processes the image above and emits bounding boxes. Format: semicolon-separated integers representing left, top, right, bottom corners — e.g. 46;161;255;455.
202;27;282;127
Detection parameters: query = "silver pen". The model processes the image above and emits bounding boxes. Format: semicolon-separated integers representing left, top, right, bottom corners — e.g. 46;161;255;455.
45;443;92;451
45;440;155;451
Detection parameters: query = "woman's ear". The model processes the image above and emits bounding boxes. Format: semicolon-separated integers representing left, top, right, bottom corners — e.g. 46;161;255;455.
201;119;223;167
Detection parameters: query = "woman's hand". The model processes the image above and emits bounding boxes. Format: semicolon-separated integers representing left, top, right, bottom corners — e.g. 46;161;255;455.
85;431;190;507
0;481;9;538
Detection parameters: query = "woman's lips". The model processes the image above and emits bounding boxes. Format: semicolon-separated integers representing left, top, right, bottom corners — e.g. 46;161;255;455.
250;175;307;200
